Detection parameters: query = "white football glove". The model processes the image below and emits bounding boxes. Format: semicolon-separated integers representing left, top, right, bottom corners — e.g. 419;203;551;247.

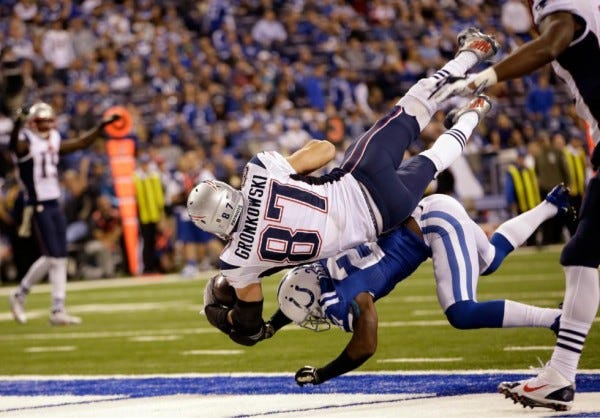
430;74;477;102
430;67;498;102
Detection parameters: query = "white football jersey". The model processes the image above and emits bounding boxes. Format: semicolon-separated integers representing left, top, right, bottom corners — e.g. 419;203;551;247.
16;128;62;203
220;151;376;288
532;0;600;143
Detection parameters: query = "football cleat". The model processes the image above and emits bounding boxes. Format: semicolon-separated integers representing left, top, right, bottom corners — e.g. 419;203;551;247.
498;365;575;411
49;310;82;326
456;27;500;62
9;292;27;324
444;95;492;129
544;183;571;215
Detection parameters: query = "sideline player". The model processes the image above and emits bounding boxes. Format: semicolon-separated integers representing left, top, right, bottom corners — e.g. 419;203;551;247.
8;102;120;325
272;186;569;386
188;29;499;346
432;0;600;410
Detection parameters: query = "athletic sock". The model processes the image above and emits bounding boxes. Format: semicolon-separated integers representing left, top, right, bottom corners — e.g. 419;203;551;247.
49;257;68;312
494;201;558;248
502;300;562;328
19;256;50;291
549;266;599;382
419;112;478;173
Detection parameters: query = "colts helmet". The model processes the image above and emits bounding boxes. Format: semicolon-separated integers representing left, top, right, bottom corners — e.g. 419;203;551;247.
28;102;56;138
277;264;330;331
187;180;244;239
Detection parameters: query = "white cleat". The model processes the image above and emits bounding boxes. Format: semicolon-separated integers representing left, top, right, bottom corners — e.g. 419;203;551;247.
9;292;27;324
444;94;492;128
49;310;82;326
497;364;575;411
456;27;500;62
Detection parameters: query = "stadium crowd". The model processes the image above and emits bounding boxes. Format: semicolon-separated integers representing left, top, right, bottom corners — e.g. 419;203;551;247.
0;0;592;282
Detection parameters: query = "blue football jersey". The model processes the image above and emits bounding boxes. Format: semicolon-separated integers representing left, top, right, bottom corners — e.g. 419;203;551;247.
317;224;430;331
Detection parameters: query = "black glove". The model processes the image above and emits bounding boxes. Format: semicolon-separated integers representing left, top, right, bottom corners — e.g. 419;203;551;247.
15;106;29;123
295;366;321;386
591;142;600;171
229;321;273;346
100;113;122;128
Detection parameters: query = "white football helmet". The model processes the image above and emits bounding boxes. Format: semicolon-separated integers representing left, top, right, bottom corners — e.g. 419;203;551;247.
277;264;330;331
187;180;244;239
28;102;56;138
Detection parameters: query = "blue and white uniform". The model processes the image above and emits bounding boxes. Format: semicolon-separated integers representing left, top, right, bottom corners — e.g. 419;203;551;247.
316;194;502;332
15;128;67;257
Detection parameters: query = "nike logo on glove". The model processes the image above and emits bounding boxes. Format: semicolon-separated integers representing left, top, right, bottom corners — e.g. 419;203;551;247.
523;383;549;392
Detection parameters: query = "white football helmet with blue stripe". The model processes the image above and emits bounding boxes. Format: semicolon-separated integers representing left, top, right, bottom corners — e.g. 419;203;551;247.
277;264;330;331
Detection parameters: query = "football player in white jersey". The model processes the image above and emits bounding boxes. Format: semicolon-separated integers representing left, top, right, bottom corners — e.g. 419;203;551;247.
8;102;120;325
203;184;570;385
431;0;600;410
189;29;500;346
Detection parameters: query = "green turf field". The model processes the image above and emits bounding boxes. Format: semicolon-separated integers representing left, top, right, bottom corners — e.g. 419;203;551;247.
1;247;598;375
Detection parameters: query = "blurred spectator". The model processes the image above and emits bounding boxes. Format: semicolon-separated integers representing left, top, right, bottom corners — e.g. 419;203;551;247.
535;132;570;245
563;131;588;221
526;74;555;126
63;163;95;245
134;153;165;274
251;9;287;48
501;0;532;39
505;147;541;246
41;19;75;85
82;194;122;279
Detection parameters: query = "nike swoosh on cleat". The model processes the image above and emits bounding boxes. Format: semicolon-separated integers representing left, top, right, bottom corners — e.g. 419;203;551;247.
523;383;549;392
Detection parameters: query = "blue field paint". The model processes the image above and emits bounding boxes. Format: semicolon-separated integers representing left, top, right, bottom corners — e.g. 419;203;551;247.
0;373;599;398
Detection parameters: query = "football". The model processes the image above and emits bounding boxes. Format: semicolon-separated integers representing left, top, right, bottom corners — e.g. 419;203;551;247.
212;274;236;306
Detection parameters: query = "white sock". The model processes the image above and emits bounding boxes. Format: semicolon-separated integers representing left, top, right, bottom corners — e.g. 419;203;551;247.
440;51;478;77
19;256;50;293
419;112;478;173
549;266;599;382
494;201;557;248
502;299;561;328
49;257;68;312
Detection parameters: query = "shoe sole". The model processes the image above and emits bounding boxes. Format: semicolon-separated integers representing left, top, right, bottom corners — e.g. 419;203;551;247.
498;386;572;411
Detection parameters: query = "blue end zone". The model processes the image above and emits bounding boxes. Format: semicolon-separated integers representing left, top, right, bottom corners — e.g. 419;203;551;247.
1;373;599;397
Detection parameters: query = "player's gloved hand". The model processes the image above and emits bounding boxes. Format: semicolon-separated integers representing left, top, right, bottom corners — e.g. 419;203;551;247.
429;75;476;102
229;321;269;346
591;143;600;171
263;321;275;339
295;366;321;386
15;106;29;123
100;113;122;128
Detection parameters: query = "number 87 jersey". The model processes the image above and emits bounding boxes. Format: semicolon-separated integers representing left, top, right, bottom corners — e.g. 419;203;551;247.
220;151;378;289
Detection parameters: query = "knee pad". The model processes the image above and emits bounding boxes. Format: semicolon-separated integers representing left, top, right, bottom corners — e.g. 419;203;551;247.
445;301;478;330
445;299;504;329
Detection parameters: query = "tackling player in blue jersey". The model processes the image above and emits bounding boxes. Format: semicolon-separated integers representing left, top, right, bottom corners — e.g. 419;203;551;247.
8;103;120;325
432;0;600;411
281;187;569;386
